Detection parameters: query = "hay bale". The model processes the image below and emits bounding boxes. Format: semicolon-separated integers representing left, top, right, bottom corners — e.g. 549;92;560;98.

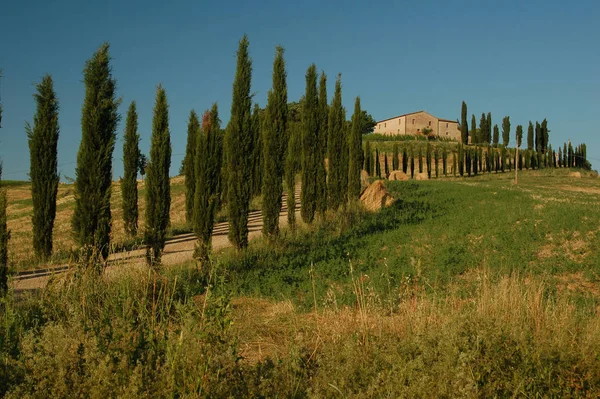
388;170;409;181
360;180;394;212
415;173;429;181
569;171;582;178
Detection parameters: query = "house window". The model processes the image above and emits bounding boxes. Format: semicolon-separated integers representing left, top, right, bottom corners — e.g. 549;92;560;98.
446;132;449;136
384;123;386;128
428;121;432;126
446;123;449;128
412;119;415;124
399;119;401;124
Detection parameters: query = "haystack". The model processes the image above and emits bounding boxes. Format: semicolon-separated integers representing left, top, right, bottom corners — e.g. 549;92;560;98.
360;180;394;212
388;170;409;181
415;173;429;181
569;171;582;178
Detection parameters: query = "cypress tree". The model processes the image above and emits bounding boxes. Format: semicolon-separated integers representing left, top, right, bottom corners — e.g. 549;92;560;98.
26;75;60;260
72;43;120;263
502;116;510;147
568;142;573;167
500;146;506;173
183;110;199;225
0;74;6;294
122;101;140;237
471;114;477;144
145;85;171;266
327;74;346;210
375;148;381;178
301;64;319;222
473;147;478;176
262;46;288;237
486;112;492;145
479;113;487;145
434;146;439;178
563;143;567;167
193;104;222;263
458;143;464;177
466;148;472;176
558;146;563;167
535;121;541;152
402;145;408;174
226;35;254;250
410;145;415;179
392;143;399;171
316;72;328;215
426;142;432;179
418;145;423;173
461;101;468;145
285;121;301;231
442;146;447;176
348;97;362;200
384;153;390;177
251;104;262;196
452;150;457;177
365;140;372;175
527;121;534;150
541;118;549;153
0;164;7;295
492;124;499;147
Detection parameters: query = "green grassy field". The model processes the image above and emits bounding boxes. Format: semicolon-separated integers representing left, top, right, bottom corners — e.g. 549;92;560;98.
2;168;600;397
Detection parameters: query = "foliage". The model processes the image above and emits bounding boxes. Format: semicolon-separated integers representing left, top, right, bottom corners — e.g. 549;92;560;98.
348;97;362;201
364;140;372;176
301;64;319;223
527;121;534;150
193;105;223;264
461;100;468;145
183;110;199;225
392;143;399;171
26;75;60;260
72;43;120;264
145;85;172;266
122;101;140;237
251;104;262;197
316;72;328;216
226;35;254;250
262;46;288;237
502;115;510;147
327;74;347;211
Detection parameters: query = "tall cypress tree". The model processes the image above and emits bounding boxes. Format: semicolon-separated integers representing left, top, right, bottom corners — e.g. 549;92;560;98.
461;101;468;145
122;101;140;237
471;114;477;144
72;43;120;263
392;143;399;170
558;146;563;167
226;35;254;250
492;124;499;147
418;145;423;173
348;96;362;201
541;118;549;153
442;146;448;176
365;140;372;175
375;148;381;178
527;121;534;150
479;113;487;145
301;64;319;222
285;121;301;231
458;142;464;177
316;72;328;215
251;104;262;196
0;72;7;294
384;153;390;177
327;74;346;211
486;112;492;145
145;85;171;266
27;75;60;260
426;142;432;179
183;110;199;225
402;145;408;174
502;116;510;147
434;146;439;178
410;145;415;179
193;104;222;263
262;46;288;238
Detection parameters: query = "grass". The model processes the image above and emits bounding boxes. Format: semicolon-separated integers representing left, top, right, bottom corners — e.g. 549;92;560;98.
2;168;600;396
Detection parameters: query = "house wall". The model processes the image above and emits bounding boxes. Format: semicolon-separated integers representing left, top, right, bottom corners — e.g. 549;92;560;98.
373;111;461;141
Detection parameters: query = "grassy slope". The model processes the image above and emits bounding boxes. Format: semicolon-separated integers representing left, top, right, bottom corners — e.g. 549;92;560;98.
3;169;600;396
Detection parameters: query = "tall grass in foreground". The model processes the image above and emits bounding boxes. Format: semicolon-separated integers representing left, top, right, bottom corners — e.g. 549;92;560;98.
1;263;600;397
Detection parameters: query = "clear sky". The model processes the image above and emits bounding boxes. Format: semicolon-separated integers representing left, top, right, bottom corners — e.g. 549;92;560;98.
1;0;599;181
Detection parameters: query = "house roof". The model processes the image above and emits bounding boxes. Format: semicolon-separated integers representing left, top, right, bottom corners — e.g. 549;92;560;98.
375;111;458;124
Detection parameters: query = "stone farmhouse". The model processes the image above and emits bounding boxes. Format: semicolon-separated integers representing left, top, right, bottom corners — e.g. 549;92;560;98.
373;110;461;140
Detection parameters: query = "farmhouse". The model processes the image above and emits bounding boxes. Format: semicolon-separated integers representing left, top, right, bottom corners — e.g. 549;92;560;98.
373;110;461;140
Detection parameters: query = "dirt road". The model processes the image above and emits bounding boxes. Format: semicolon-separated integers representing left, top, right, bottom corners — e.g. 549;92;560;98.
12;191;301;292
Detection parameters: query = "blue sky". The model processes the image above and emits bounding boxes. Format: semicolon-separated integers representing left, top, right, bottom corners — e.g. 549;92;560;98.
1;0;599;180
